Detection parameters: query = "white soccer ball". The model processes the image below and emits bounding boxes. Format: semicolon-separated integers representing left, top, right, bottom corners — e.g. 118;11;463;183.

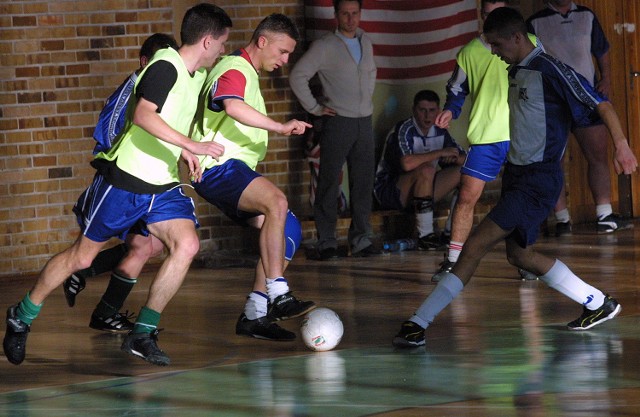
300;308;344;352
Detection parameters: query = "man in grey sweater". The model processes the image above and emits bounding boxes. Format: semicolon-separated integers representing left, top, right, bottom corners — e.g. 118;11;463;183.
290;0;379;260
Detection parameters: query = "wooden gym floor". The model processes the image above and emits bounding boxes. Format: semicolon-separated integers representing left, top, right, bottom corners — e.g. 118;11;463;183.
1;222;640;416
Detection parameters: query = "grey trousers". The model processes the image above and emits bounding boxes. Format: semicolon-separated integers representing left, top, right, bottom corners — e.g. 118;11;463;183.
314;115;374;252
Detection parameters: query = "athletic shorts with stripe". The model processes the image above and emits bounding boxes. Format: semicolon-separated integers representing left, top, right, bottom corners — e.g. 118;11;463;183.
73;173;198;242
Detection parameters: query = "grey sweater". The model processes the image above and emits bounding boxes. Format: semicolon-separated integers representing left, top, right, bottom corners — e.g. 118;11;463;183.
290;29;377;118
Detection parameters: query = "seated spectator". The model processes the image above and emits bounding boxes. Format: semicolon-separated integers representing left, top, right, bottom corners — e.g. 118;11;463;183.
374;90;466;250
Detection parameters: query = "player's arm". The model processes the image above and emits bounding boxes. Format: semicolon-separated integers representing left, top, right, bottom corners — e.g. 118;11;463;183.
596;101;637;175
133;61;224;162
223;98;311;136
594;50;611;97
400;148;459;172
436;65;469;128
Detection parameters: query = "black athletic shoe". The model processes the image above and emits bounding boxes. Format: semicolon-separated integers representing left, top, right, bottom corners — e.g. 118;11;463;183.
121;329;170;366
63;273;86;307
555;221;572;237
89;310;135;333
518;268;539;281
351;244;383;258
417;233;444;251
597;214;633;234
567;295;621;330
319;247;339;261
235;313;296;341
267;292;316;322
3;305;31;365
431;257;455;283
392;321;425;348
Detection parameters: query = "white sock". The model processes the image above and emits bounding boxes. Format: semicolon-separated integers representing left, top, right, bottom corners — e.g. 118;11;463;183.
555;208;571;224
410;273;464;328
448;241;464;263
244;291;268;320
416;211;434;238
539;259;605;309
266;277;289;302
596;204;613;220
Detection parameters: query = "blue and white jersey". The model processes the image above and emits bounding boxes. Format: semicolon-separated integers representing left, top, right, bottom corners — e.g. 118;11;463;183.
92;72;137;154
375;117;465;183
507;46;605;166
526;2;609;87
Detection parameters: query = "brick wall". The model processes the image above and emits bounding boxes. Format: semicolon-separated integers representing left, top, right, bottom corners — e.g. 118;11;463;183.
0;1;501;277
0;1;309;277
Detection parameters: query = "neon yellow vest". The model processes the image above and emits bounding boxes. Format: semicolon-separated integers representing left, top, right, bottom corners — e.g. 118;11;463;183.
458;34;538;145
96;48;206;185
193;54;267;171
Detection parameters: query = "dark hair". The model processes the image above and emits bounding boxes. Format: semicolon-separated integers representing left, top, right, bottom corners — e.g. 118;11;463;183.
333;0;362;13
413;90;440;107
482;7;527;39
251;13;300;43
180;3;232;46
139;33;178;59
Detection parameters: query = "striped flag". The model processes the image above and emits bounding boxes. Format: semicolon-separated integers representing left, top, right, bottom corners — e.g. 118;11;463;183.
303;0;479;84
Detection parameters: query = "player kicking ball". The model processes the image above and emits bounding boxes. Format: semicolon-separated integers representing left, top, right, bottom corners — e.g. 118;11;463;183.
392;7;636;348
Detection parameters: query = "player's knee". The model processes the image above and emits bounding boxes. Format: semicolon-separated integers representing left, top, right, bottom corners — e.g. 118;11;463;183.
284;210;302;261
173;233;200;259
457;187;481;207
416;164;436;180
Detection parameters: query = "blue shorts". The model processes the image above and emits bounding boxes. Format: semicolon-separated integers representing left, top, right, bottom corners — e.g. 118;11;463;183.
373;176;404;211
461;141;509;181
192;159;261;224
487;162;562;247
73;174;198;242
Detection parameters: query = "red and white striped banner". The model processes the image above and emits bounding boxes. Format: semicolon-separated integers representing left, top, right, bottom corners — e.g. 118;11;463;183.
304;0;478;84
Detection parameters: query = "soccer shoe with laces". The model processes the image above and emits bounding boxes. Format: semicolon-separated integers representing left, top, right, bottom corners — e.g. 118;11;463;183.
555;221;572;237
89;310;135;333
3;305;31;365
63;273;86;307
417;233;443;251
121;329;170;366
392;321;425;348
431;256;455;283
597;214;632;234
567;295;621;330
266;292;316;321
235;313;296;341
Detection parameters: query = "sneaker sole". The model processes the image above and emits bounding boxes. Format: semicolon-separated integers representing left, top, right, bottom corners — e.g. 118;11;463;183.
568;304;622;331
597;223;634;234
392;336;425;348
89;324;133;334
235;329;295;341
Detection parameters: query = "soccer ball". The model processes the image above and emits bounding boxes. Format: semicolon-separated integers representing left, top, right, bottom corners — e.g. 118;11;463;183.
300;308;344;352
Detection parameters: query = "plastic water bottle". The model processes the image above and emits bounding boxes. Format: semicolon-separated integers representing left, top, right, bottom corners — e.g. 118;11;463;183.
383;238;417;252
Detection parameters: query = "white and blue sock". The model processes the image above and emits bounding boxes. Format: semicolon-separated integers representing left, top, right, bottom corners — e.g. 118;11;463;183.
539;259;605;309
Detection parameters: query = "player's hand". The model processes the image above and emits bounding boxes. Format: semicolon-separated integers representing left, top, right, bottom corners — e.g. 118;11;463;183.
181;149;203;182
321;106;337;117
280;119;313;136
596;77;611;98
613;142;638;175
435;110;453;129
189;140;225;161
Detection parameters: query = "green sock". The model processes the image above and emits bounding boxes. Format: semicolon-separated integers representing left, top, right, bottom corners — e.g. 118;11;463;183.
133;306;161;334
16;292;42;325
94;272;137;318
